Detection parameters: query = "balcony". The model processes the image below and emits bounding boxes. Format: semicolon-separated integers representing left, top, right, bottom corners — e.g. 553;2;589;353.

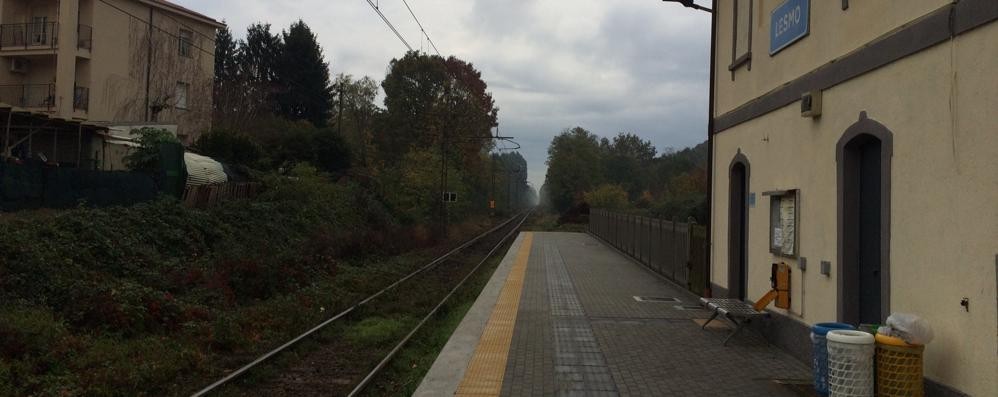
0;84;55;110
0;22;58;51
74;86;89;111
77;25;92;50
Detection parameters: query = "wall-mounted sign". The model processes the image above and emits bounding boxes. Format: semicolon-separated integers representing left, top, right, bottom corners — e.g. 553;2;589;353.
770;0;810;55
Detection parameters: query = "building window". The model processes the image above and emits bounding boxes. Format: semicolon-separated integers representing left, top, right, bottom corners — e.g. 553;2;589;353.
730;0;752;71
175;82;189;109
766;190;798;257
179;29;194;57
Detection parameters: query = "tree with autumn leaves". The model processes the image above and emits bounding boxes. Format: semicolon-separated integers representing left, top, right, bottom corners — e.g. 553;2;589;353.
210;20;510;225
543;127;708;222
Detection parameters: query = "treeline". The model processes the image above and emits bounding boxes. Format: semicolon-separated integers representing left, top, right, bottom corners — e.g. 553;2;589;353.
205;21;532;225
541;127;707;222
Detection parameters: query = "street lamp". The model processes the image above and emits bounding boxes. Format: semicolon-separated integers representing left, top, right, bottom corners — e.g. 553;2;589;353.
661;0;712;13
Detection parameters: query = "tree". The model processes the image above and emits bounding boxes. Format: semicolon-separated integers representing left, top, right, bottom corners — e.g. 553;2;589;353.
379;52;498;166
237;23;283;119
195;130;263;167
379;52;451;162
213;24;241;128
276;20;334;127
602;133;656;200
125;128;180;172
584;184;629;210
543;127;604;212
333;74;380;165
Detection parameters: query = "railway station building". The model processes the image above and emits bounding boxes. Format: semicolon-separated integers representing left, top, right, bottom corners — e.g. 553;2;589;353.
707;1;996;395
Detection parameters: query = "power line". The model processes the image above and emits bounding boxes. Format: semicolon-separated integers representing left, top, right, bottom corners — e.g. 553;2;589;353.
151;3;218;43
363;0;414;51
97;0;216;58
399;0;441;56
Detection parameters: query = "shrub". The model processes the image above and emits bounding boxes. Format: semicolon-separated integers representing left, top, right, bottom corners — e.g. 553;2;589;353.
583;183;629;210
194;130;263;168
124;128;180;172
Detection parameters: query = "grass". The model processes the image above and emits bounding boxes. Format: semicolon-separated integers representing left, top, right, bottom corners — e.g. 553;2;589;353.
522;211;588;233
0;164;501;396
356;248;510;396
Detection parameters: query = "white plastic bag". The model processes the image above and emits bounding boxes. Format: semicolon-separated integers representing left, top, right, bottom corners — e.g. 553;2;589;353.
884;313;934;345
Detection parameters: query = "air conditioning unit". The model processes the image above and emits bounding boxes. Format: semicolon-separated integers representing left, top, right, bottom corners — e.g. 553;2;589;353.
10;58;29;74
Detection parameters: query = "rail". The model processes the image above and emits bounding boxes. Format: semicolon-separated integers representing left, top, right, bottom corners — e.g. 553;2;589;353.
347;209;532;396
191;210;531;396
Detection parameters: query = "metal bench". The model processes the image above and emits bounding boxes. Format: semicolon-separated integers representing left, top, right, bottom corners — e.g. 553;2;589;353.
699;297;770;346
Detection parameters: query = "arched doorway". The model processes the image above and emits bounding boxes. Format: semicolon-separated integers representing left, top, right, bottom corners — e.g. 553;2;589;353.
838;112;892;325
728;153;749;300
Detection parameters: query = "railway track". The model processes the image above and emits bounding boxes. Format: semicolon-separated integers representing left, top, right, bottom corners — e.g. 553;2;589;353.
192;210;532;396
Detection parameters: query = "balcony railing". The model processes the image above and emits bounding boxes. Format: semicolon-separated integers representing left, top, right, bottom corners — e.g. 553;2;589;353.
74;86;89;111
77;24;92;50
0;84;56;109
0;22;58;50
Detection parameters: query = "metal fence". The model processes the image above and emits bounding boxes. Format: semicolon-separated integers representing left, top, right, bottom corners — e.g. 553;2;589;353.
0;161;158;211
589;208;709;296
0;22;58;49
0;84;55;110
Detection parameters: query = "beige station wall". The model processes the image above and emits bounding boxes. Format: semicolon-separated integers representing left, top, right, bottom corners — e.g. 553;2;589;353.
710;22;998;395
712;0;950;115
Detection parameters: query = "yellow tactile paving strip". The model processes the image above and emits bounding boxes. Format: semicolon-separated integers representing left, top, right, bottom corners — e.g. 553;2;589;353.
454;232;534;397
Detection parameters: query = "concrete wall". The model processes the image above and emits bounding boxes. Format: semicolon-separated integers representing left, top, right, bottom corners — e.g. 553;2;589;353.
0;0;217;144
86;0;216;143
710;19;998;395
713;0;949;115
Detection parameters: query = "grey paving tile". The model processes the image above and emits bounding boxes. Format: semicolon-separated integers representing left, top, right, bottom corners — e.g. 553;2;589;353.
500;233;810;397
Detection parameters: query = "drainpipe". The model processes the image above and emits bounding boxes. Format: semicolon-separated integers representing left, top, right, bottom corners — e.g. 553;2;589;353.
705;0;717;297
144;6;153;121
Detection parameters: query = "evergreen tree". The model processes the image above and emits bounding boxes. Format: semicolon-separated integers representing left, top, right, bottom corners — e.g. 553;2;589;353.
237;23;283;117
276;20;333;127
213;23;240;125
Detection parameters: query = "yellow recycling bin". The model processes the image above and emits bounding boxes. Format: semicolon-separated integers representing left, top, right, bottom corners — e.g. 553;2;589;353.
875;334;924;397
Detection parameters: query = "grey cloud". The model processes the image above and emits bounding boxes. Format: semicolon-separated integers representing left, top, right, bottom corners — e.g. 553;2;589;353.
173;0;711;189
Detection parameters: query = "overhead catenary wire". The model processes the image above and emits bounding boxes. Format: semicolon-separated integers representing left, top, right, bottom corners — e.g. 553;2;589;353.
363;0;414;51
399;0;442;56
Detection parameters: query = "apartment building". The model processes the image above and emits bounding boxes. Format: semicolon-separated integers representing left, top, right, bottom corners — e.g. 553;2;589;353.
0;0;221;153
707;1;996;395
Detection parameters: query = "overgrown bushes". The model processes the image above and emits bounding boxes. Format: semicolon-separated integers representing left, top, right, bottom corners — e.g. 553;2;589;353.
0;165;413;395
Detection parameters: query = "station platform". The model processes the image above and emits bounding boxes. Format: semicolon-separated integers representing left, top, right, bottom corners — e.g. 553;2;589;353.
414;232;812;397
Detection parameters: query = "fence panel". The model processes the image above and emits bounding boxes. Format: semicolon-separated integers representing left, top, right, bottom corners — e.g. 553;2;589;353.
588;209;708;296
182;182;261;207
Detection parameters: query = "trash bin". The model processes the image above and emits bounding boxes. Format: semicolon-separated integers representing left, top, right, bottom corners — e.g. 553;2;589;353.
827;330;875;397
875;334;925;397
812;322;856;395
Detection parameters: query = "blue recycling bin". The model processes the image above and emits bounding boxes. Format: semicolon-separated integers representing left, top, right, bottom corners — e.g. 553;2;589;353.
812;322;855;395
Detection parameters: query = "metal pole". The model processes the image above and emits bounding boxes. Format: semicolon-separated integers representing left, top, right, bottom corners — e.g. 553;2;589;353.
77;124;82;167
338;83;344;136
2;109;11;158
672;216;678;280
144;7;153;121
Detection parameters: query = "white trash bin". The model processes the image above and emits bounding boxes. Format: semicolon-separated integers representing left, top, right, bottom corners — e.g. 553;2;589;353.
826;330;876;397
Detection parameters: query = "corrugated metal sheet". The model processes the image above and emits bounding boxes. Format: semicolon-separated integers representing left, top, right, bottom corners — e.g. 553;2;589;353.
184;152;227;186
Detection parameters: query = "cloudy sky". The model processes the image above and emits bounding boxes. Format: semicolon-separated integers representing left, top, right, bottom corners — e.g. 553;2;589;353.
174;0;712;189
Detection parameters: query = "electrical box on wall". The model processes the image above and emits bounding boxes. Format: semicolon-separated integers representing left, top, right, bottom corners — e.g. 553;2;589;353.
801;89;822;118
